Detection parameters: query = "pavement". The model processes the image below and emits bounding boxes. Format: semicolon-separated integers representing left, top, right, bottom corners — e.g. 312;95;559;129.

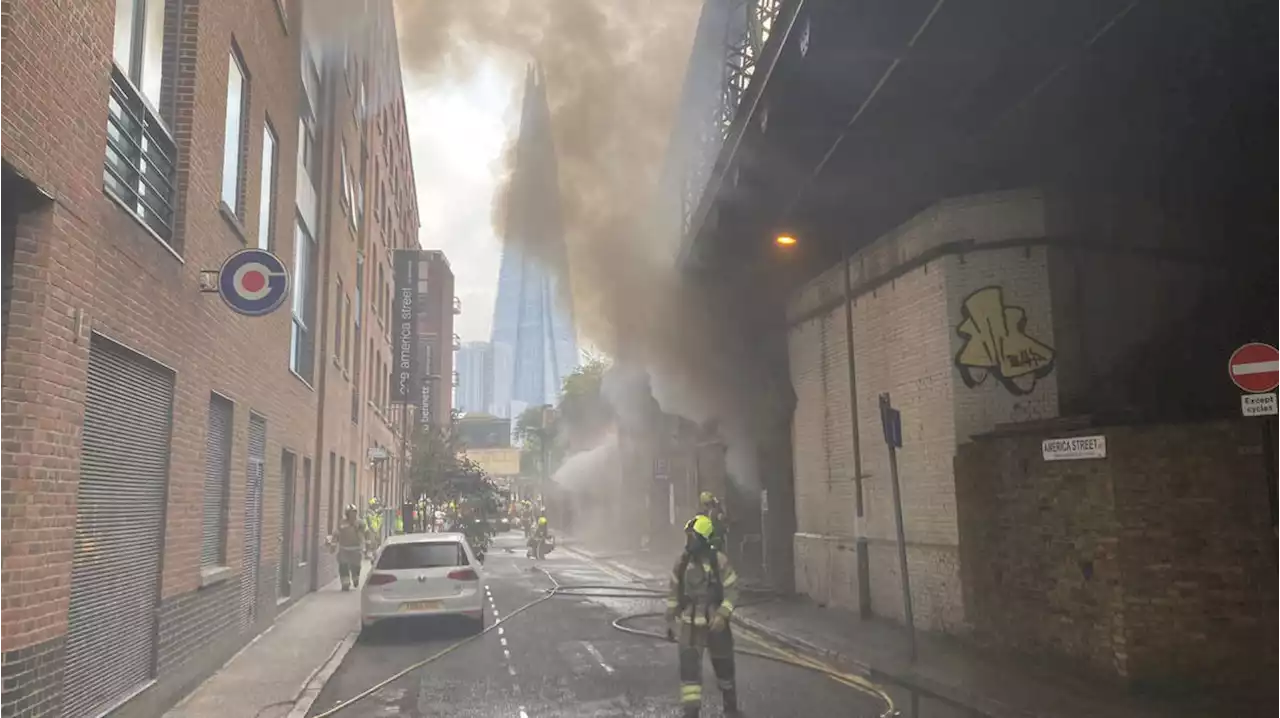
562;541;1235;718
163;564;367;718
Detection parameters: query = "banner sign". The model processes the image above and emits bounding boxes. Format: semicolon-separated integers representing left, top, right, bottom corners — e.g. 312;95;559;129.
392;250;419;405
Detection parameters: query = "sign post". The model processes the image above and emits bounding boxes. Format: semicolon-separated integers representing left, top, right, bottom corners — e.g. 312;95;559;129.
878;392;915;661
1229;343;1279;533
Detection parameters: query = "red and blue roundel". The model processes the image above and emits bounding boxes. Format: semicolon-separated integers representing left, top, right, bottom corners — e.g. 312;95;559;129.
217;249;290;317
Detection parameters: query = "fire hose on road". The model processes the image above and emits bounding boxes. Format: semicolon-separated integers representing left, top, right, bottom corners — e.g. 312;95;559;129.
307;569;897;718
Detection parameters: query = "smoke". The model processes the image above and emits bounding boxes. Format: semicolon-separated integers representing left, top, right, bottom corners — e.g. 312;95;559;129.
550;434;621;548
389;0;776;492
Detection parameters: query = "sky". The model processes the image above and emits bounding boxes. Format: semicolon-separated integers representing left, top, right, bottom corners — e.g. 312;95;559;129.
403;61;516;344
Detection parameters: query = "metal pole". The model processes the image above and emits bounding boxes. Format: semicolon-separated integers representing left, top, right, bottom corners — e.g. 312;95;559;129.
881;392;916;661
842;243;863;516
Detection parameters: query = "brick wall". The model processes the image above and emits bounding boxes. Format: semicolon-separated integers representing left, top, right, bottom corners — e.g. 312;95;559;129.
957;419;1277;700
2;0;320;714
787;189;1060;632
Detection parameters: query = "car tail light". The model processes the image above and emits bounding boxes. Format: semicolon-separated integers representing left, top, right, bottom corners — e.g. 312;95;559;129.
447;568;479;581
365;573;397;586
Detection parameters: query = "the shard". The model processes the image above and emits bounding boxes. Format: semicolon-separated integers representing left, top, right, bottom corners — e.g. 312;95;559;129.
489;65;578;418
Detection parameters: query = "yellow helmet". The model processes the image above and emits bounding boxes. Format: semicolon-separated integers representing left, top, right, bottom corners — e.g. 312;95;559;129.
699;491;715;505
538;516;548;526
689;514;715;541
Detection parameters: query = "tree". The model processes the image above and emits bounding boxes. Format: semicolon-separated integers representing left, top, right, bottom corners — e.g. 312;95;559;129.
407;412;503;552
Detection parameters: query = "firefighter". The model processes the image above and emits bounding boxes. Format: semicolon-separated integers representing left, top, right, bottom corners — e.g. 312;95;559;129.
698;491;729;551
666;514;740;717
527;516;552;559
331;505;364;591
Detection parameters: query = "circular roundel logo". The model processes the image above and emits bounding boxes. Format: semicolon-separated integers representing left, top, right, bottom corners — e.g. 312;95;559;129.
217;249;290;317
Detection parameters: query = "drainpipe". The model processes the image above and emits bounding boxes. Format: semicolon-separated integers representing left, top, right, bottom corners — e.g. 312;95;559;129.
842;243;871;617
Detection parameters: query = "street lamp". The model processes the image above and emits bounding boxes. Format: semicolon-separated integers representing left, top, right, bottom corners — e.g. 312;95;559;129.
774;233;797;247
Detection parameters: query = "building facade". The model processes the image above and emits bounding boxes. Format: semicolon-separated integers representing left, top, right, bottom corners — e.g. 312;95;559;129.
456;340;494;414
0;1;422;716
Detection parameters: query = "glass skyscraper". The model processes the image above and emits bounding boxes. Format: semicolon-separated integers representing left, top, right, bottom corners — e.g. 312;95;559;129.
490;64;578;418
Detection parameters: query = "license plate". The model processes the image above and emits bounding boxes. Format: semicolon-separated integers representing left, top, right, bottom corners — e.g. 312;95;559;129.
401;600;441;612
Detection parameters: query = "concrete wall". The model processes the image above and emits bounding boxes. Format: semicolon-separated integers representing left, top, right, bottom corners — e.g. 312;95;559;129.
957;419;1277;698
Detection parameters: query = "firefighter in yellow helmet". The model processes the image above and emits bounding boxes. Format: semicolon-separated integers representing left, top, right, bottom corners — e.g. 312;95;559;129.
666;514;740;717
697;491;728;552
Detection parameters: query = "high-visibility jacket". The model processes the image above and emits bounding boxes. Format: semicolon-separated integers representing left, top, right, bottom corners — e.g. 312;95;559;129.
666;549;739;626
394;514;404;534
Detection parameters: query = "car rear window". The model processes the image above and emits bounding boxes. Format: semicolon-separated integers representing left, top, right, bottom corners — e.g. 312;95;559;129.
376;542;467;570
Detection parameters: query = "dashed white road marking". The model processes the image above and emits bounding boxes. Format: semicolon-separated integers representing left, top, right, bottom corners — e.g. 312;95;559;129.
582;641;615;675
519;707;529;718
508;664;518;676
498;627;505;635
503;649;511;660
500;638;508;647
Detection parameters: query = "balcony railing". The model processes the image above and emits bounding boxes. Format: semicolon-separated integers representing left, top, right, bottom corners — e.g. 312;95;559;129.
452;296;462;315
452;371;460;388
104;66;177;242
452;333;461;351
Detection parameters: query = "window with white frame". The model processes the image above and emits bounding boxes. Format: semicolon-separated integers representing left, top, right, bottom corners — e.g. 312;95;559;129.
221;48;249;215
257;122;277;249
105;0;178;243
291;220;317;381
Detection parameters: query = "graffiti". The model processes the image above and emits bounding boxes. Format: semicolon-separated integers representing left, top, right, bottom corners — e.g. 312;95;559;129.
954;286;1055;396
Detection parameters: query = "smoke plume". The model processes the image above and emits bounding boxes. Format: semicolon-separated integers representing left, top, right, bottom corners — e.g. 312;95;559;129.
390;0;775;491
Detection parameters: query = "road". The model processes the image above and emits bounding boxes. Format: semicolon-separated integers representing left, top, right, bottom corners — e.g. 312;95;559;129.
307;531;889;718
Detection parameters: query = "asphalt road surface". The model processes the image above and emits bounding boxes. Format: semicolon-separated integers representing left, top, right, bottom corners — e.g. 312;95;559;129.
307;531;892;718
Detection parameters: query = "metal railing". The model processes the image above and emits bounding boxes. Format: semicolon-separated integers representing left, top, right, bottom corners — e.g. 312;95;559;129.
452;333;461;351
104;66;177;241
452;296;462;315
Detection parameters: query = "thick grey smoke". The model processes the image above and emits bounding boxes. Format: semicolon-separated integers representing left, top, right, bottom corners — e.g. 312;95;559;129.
390;0;768;491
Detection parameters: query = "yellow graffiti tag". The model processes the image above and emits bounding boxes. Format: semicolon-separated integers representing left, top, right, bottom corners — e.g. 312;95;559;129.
955;286;1055;395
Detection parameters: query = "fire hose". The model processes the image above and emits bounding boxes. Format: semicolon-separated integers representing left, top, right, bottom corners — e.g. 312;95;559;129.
306;570;897;718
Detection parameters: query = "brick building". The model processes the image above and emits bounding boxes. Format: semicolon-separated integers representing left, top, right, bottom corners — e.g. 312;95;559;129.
1;1;423;716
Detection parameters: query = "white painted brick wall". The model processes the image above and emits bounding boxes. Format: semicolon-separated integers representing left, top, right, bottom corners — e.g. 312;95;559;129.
787;189;1063;634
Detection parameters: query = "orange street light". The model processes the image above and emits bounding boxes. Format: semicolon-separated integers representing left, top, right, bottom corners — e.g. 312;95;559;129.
775;234;798;246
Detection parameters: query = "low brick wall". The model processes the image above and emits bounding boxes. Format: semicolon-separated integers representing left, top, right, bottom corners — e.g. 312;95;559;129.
957;418;1277;697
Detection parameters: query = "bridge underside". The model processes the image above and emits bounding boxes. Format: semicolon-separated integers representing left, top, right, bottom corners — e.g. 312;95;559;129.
686;0;1274;299
676;1;1278;689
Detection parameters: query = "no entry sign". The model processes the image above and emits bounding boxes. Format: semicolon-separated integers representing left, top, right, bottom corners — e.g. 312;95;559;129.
1228;343;1279;394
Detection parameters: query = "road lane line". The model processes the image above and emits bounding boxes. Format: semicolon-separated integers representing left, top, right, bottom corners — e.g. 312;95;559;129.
498;627;505;635
508;665;517;676
582;641;615;675
503;649;511;660
500;638;508;647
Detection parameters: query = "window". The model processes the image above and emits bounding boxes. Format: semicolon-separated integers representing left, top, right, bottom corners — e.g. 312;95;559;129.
112;0;166;110
105;0;176;242
349;461;357;511
290;220;317;380
328;452;337;534
201;394;233;568
337;454;346;516
221;49;249;215
353;168;364;232
355;253;364;329
375;541;468;570
343;295;353;369
339;142;351;214
301;457;312;563
257;122;277;249
333;278;344;365
298;112;319;189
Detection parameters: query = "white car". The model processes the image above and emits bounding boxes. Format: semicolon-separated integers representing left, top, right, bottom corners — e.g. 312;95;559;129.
361;532;485;633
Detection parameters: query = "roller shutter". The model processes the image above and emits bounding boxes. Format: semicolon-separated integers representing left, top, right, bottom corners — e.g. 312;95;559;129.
62;336;173;718
239;415;266;628
201;395;233;567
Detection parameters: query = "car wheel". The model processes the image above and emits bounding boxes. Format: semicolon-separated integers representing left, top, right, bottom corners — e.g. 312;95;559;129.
472;612;486;634
358;619;377;643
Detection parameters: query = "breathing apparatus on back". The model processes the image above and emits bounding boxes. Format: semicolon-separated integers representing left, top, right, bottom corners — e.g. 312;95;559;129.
675;514;723;614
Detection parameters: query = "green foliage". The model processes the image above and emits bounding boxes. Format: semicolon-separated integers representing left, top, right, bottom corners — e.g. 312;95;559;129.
408;416;503;551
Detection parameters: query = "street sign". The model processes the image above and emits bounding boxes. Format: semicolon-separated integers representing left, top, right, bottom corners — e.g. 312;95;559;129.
217;249;290;316
367;447;389;462
878;394;902;449
1228;343;1279;394
1042;435;1107;461
1241;393;1278;417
